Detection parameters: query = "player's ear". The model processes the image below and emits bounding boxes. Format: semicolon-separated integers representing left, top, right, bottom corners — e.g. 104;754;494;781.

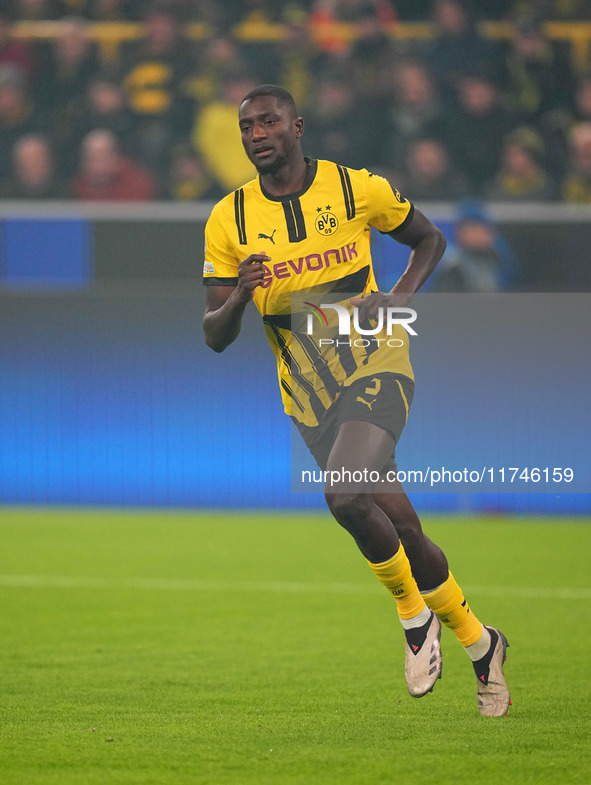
295;116;304;138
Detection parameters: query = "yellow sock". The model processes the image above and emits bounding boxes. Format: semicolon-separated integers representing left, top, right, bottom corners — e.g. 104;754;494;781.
421;572;483;646
367;544;427;619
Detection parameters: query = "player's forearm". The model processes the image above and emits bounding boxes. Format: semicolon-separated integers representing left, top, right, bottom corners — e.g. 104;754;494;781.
391;228;446;303
203;290;250;353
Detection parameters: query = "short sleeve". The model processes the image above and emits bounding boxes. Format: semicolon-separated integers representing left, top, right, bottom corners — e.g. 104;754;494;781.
364;170;414;235
203;203;239;285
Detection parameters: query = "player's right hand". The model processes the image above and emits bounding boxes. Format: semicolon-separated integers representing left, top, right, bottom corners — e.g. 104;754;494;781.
236;253;270;300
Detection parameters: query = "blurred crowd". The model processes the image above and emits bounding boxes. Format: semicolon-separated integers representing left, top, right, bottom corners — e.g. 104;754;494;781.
1;0;591;202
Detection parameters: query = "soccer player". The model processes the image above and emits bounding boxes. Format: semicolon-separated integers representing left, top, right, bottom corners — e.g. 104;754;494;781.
202;84;510;716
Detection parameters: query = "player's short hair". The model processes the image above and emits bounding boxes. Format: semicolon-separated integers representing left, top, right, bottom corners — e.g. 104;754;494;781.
240;84;298;117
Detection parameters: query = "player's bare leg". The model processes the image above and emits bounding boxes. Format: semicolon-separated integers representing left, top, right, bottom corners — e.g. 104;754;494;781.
374;484;448;590
375;478;510;716
323;421;442;698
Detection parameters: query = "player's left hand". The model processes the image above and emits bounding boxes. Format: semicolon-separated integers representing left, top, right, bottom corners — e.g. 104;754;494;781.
350;291;411;322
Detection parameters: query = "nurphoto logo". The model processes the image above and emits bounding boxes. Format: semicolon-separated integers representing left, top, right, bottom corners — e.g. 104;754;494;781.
303;303;418;337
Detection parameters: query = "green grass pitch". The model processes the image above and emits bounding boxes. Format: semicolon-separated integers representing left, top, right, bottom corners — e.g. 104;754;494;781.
0;507;589;785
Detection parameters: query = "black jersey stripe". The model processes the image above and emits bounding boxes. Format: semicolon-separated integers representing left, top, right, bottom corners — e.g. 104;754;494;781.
343;167;355;219
295;263;369;299
337;165;351;219
234;188;247;244
263;266;371;332
337;164;355;220
282;198;307;242
335;340;358;377
291;198;307;240
265;320;326;422
291;332;340;398
281;378;305;413
282;200;296;241
360;315;382;366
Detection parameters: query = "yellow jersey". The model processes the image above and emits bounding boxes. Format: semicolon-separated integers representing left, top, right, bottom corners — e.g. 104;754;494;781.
203;158;415;427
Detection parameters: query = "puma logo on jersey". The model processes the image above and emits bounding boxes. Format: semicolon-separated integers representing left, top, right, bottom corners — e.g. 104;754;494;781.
258;229;276;244
356;395;376;411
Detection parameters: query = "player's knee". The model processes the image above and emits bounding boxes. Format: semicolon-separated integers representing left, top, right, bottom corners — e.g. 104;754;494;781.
376;500;423;549
325;491;373;534
396;528;424;563
394;517;423;550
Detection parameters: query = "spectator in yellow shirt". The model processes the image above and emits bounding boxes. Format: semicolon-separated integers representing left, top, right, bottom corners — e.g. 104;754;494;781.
562;122;591;202
192;75;258;192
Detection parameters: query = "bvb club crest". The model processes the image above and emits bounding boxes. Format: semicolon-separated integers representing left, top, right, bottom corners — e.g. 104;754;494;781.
315;207;339;236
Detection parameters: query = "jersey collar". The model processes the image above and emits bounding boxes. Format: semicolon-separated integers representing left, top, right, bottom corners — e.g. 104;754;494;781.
258;158;318;202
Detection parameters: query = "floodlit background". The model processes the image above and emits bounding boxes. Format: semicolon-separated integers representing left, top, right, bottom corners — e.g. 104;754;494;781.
1;0;591;513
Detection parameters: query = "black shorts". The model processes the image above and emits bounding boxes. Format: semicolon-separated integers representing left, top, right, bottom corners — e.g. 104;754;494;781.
293;372;415;471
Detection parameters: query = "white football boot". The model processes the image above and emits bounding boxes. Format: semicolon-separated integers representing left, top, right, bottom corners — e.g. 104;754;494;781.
404;610;443;698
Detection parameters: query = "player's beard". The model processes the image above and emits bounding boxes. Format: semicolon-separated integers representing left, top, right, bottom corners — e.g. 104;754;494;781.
250;150;289;176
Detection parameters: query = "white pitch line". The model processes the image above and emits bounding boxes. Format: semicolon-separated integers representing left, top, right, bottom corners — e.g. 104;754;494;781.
0;575;589;600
